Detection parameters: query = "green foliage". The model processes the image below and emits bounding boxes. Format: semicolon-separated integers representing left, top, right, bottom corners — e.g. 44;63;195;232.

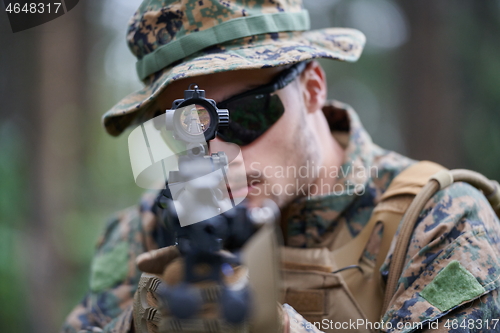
454;1;500;181
0;123;29;332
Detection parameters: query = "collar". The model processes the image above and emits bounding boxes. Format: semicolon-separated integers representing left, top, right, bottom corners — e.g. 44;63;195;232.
284;100;377;247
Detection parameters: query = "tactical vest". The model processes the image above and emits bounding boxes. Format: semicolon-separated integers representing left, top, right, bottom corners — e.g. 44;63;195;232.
282;161;500;333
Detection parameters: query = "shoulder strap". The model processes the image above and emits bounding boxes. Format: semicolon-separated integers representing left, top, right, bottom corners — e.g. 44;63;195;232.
331;161;445;272
380;161;448;201
330;161;446;323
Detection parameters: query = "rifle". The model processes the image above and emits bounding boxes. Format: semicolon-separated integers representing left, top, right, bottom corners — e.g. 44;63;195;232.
155;190;278;323
130;84;282;332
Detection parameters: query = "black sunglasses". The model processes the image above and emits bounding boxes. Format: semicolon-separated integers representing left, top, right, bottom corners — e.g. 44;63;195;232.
216;61;309;146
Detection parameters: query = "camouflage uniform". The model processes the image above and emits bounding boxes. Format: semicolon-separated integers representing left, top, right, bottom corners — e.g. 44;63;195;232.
62;101;500;333
63;0;500;332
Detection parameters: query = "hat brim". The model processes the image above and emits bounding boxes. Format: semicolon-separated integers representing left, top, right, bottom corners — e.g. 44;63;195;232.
103;27;366;136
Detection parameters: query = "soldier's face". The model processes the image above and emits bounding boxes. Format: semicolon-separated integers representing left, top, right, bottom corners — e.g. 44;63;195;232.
156;62;340;208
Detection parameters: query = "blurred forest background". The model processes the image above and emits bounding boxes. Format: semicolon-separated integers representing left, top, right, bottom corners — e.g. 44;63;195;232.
1;0;500;332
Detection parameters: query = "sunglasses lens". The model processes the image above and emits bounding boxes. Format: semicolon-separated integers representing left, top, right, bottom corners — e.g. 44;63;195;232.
218;93;285;146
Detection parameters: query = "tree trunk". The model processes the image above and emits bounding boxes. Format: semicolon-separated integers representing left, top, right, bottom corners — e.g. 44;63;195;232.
27;4;87;332
398;1;462;168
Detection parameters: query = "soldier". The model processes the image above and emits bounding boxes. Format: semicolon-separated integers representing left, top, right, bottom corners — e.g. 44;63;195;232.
62;0;500;332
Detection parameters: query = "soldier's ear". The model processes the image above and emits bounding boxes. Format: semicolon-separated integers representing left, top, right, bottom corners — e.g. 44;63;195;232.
300;61;327;114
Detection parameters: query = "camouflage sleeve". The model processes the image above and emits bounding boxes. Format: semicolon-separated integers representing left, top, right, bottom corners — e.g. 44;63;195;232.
382;182;500;332
284;303;325;333
61;201;161;333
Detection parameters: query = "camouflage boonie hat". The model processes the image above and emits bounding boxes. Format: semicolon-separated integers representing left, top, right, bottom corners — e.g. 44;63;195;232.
103;0;366;136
